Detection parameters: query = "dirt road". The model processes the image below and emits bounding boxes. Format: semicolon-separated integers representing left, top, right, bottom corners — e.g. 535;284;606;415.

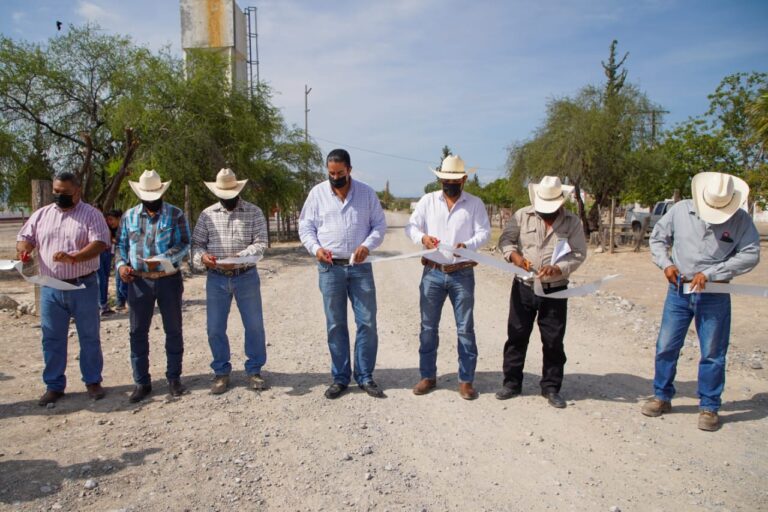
0;211;766;511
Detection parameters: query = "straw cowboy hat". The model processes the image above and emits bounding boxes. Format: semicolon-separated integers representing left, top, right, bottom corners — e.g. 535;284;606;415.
528;176;574;214
430;155;477;180
205;168;248;200
691;171;749;224
129;170;171;201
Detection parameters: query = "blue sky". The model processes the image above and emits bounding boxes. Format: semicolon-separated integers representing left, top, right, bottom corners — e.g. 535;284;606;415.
2;0;767;197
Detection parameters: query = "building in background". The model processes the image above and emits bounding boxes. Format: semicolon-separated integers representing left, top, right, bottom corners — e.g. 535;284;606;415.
180;0;248;89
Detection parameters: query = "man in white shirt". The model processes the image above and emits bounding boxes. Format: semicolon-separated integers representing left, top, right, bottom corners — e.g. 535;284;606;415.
405;155;491;400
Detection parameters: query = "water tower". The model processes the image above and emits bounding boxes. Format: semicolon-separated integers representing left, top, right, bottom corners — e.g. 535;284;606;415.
179;0;249;89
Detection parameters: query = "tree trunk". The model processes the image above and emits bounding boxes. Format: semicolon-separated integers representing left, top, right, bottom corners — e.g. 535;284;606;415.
96;128;138;212
573;181;589;236
78;134;94;203
609;197;616;254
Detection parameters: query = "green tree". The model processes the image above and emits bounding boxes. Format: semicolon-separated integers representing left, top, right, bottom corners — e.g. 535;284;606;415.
424;145;452;193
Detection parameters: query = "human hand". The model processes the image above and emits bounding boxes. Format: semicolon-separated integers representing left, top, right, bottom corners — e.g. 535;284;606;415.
52;251;76;264
316;248;333;264
663;265;679;285
201;253;218;269
508;252;532;271
690;272;707;292
421;235;440;250
537;265;562;279
119;265;135;283
352;245;369;264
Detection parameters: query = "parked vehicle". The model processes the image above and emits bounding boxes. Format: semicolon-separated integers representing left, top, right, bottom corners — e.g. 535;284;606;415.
625;200;675;233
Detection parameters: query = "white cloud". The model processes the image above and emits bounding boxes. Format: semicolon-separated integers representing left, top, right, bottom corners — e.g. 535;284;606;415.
12;11;25;23
76;1;117;23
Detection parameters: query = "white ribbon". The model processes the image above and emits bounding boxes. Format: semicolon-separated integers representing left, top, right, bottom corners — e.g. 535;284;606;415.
0;260;86;291
351;248;437;265
533;274;620;299
141;256;176;273
683;282;768;298
437;243;534;278
216;254;263;265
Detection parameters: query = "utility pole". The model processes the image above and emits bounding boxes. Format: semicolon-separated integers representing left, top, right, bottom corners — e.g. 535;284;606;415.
304;84;312;143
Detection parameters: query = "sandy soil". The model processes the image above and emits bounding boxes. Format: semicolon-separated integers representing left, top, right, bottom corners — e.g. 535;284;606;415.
0;211;766;511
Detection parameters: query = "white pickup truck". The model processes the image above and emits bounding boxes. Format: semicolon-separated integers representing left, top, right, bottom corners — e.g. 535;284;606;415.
625;200;675;233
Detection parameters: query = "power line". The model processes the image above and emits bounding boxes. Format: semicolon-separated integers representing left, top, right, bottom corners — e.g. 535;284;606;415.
312;136;506;174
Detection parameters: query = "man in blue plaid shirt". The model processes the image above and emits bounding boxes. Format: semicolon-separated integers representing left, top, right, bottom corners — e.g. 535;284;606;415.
116;170;191;403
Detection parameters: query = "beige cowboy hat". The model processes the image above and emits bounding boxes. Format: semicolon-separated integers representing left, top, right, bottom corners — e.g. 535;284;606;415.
691;172;749;224
430;155;477;180
205;168;248;200
528;176;574;214
129;170;171;201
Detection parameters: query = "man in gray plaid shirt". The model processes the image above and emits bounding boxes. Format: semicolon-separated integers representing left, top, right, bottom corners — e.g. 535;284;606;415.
192;168;269;394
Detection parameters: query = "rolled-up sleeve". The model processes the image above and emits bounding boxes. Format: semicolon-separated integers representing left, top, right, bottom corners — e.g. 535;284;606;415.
17;210;40;246
191;212;209;269
238;207;268;258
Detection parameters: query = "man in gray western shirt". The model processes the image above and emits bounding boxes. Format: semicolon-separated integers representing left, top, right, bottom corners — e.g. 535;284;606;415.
643;172;760;431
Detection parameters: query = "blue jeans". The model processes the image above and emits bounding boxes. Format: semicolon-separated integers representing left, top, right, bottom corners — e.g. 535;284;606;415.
128;273;184;385
206;268;267;376
653;283;731;412
317;262;378;386
97;250;112;308
419;266;477;383
39;273;103;391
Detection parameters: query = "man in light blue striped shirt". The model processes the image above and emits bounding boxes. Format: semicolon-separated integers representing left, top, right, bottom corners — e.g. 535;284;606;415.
299;149;387;399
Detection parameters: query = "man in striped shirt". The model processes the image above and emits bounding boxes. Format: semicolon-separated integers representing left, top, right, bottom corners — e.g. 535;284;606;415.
16;171;111;406
299;149;387;399
192;168;269;394
115;170;191;403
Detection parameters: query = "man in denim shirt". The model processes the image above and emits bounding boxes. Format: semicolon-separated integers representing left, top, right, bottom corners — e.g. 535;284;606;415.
643;172;760;431
116;170;191;403
299;149;387;399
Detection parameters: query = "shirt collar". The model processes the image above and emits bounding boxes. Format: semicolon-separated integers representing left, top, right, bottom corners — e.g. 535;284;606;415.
140;201;166;218
327;178;354;198
54;200;83;215
437;190;467;204
212;201;245;213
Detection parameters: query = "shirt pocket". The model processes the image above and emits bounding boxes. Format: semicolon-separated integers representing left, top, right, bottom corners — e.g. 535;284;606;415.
155;223;174;248
230;219;250;244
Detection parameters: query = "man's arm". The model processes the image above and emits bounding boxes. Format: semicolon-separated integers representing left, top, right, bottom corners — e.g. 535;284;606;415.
404;197;428;245
360;190;387;252
162;209;191;266
298;191;322;256
702;219;760;281
462;199;491;250
554;216;587;278
238;207;268;257
649;208;675;271
16;210;39;260
191;211;209;269
499;210;522;261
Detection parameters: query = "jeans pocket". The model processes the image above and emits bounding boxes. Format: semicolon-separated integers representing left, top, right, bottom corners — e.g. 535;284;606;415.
317;262;331;273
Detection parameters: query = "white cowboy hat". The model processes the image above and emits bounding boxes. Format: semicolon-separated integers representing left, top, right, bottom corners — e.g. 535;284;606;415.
528;176;574;214
430;155;477;180
691;172;749;224
129;170;171;201
204;168;248;200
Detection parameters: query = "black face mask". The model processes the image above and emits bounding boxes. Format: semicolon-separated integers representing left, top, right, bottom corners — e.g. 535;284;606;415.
142;198;163;213
329;175;348;189
52;193;75;209
537;210;560;222
219;196;239;211
442;182;462;198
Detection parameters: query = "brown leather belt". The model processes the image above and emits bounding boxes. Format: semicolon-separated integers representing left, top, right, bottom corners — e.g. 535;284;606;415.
61;271;96;284
209;266;255;277
421;257;477;273
134;270;177;280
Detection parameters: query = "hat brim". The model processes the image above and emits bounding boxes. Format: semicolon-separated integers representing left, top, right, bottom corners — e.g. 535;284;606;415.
691;172;749;224
129;180;171;201
204;179;248;200
430;167;477;180
528;183;574;213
